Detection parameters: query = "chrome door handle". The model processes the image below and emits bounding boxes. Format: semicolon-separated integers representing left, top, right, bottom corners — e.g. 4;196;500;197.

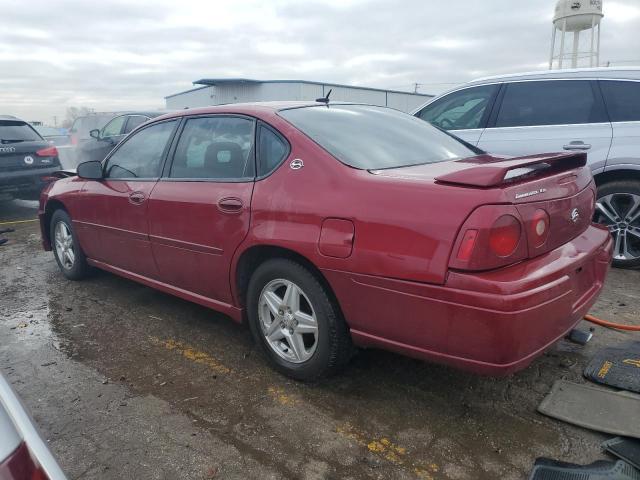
563;141;591;151
129;191;146;205
217;197;243;214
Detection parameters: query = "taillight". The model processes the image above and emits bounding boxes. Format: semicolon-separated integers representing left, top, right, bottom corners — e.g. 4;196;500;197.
488;215;521;257
36;146;58;157
449;205;527;271
0;443;50;480
456;229;478;261
529;209;550;248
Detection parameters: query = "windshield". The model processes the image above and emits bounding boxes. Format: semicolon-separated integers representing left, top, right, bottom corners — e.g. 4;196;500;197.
0;120;42;143
278;104;476;170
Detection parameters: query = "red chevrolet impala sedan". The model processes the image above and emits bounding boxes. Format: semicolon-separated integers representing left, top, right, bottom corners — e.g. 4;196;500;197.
39;102;613;380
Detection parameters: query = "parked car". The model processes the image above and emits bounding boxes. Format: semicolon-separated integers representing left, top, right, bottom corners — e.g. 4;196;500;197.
0;373;66;479
79;112;165;163
33;126;70;147
413;67;640;268
0;115;61;200
39;102;612;380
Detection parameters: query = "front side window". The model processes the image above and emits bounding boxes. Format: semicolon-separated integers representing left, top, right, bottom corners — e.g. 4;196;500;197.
104;120;177;179
257;125;289;176
600;80;640;122
169;116;255;179
417;85;496;131
279;104;476;170
101;116;126;138
495;80;605;128
124;115;150;134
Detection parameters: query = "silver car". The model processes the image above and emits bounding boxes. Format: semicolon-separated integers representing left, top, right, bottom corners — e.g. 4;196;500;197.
414;67;640;268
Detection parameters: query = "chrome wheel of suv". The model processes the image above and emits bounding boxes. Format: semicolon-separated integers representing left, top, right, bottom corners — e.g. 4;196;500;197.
54;221;75;269
595;192;640;263
258;279;318;364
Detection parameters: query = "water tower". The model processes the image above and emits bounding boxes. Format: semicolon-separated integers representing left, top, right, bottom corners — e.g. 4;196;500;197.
549;0;604;69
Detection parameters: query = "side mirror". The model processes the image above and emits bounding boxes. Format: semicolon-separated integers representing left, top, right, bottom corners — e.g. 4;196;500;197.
77;160;103;180
89;129;101;140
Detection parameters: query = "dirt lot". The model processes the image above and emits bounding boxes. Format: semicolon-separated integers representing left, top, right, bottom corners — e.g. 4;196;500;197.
1;199;639;480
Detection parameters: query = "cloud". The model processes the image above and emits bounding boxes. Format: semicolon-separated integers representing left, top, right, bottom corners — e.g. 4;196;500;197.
0;0;638;123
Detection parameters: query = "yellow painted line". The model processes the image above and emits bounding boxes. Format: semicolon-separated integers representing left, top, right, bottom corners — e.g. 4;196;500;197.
149;336;231;375
0;218;38;226
267;386;299;405
336;422;439;479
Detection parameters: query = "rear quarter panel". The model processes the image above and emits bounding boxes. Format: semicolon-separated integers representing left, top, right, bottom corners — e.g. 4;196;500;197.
242;114;486;288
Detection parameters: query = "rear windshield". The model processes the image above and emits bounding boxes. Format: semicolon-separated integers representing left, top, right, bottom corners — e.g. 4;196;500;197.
278;104;476;169
0;121;41;144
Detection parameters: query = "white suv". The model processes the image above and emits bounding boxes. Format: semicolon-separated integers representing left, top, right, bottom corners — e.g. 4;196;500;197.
414;67;640;268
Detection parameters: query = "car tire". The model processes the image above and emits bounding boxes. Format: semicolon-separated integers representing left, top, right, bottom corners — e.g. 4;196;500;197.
50;209;91;280
595;180;640;269
247;258;352;380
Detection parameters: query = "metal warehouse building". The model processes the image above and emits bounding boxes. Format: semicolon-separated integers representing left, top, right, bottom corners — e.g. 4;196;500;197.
165;78;432;113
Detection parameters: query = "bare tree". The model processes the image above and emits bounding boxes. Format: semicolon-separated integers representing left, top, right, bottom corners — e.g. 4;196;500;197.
62;106;91;128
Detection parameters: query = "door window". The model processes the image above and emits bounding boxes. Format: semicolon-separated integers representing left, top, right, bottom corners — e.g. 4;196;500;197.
257;125;289;176
417;85;496;131
600;81;640;122
169;116;255;179
104;120;177;179
101;116;126;138
495;80;606;128
124;115;150;134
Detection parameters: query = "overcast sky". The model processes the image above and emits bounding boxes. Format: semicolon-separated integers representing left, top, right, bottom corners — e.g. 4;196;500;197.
1;0;639;124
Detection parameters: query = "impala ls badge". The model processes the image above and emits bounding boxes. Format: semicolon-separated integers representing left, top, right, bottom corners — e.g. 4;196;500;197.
290;159;304;170
570;208;580;223
515;188;546;200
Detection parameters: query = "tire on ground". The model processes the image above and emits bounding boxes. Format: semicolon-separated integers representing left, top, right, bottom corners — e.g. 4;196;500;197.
50;209;91;280
247;258;352;380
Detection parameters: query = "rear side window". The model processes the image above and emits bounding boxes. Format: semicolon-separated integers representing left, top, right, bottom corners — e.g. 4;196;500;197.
257;125;289;176
417;85;496;131
0;121;41;143
495;80;605;128
601;81;640;122
170;116;255;179
105;120;177;179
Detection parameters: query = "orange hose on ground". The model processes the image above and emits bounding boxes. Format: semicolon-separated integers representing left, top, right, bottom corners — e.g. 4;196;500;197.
584;314;640;331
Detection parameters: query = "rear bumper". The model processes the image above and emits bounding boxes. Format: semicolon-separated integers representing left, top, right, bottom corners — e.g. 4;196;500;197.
0;166;61;194
323;224;613;376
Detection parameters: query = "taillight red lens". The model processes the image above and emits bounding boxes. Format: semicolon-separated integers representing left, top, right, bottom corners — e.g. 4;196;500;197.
489;215;521;257
456;229;478;261
530;209;550;248
0;443;50;480
36;146;58;157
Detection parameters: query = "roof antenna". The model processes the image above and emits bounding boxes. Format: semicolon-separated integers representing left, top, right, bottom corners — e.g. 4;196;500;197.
315;89;332;104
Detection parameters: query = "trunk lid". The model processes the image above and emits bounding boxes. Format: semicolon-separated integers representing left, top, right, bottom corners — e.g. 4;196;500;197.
375;152;595;268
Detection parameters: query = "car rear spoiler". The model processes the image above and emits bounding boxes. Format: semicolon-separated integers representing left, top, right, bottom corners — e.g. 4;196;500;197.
435;152;587;188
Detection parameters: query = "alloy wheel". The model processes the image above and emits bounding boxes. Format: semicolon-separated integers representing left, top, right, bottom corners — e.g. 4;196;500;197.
54;221;75;269
595;193;640;261
258;279;319;364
